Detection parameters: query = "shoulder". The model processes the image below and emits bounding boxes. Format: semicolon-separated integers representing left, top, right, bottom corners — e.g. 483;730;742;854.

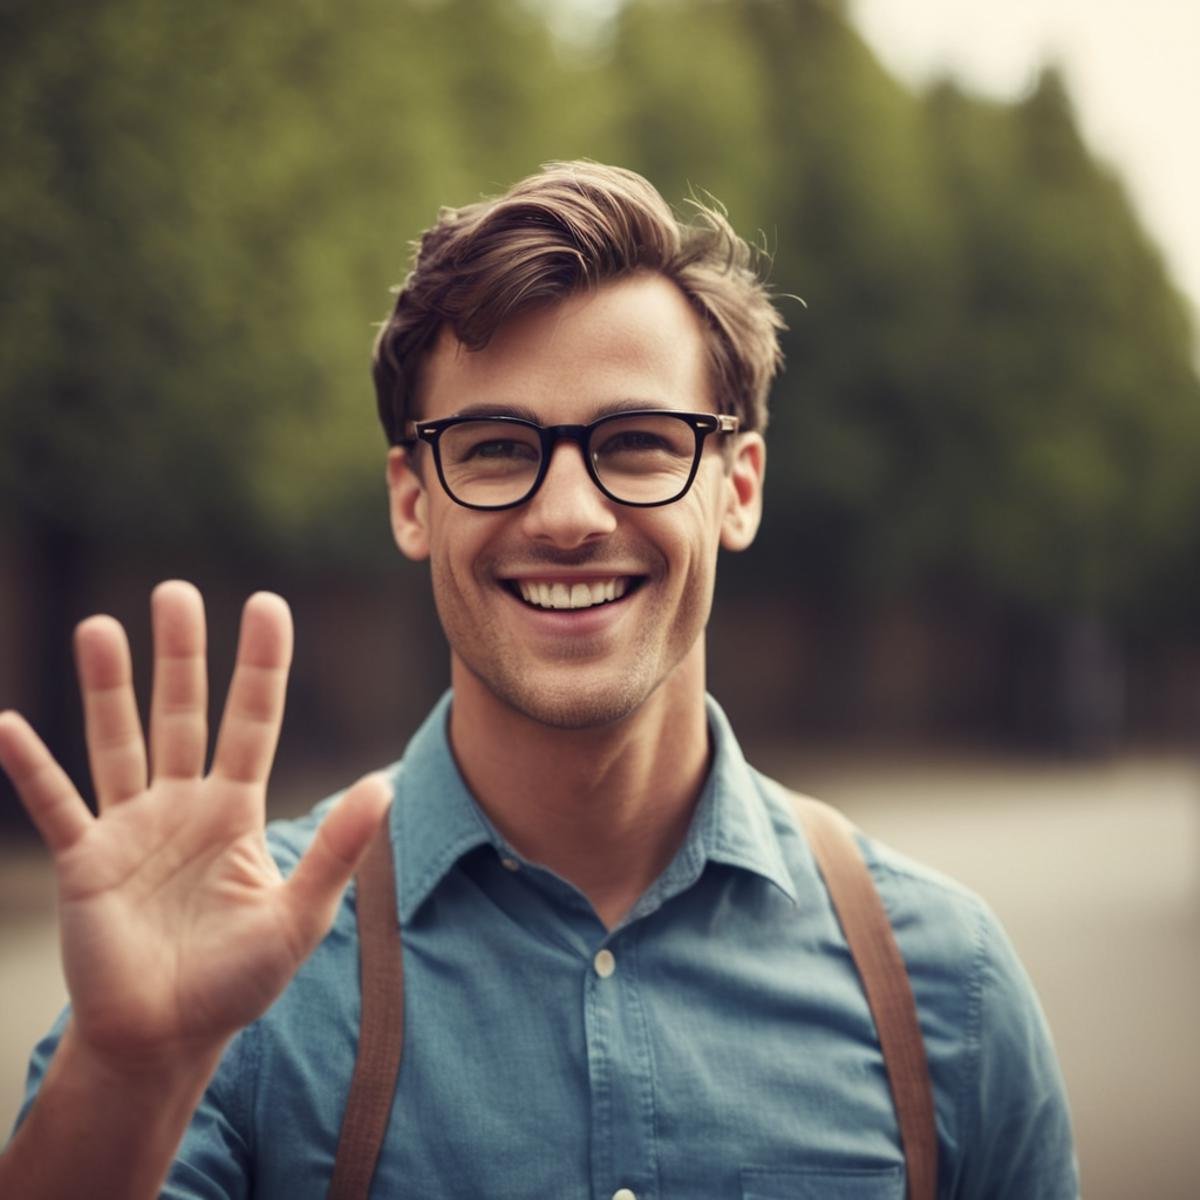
753;767;992;961
858;828;996;973
751;772;1018;1080
751;769;1077;1192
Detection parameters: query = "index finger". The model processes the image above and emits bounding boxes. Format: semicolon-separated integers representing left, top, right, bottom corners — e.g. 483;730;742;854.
210;592;293;786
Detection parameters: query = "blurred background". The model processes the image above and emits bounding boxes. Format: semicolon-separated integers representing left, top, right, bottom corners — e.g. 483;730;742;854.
1;0;1197;1194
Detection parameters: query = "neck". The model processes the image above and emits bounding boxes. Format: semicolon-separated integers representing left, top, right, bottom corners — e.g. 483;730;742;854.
447;649;711;929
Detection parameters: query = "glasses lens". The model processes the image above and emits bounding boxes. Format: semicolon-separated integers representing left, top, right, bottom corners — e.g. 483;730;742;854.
438;420;541;507
590;413;697;503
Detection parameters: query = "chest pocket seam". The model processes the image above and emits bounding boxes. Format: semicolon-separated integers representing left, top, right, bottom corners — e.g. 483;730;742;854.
740;1163;905;1199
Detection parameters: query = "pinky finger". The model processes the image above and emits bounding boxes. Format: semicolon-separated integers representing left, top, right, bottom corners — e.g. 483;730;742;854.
0;711;94;854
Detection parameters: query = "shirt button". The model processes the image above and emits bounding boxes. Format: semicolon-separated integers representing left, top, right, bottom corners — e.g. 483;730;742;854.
499;856;520;872
613;1190;637;1200
593;949;616;978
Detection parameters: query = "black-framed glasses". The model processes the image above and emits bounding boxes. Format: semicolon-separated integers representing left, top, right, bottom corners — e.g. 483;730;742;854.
403;409;739;510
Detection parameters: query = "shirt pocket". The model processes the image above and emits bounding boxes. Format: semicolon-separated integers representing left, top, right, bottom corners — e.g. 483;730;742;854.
741;1165;905;1199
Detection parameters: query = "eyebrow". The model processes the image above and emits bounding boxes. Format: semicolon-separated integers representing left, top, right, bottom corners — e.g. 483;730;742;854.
450;402;542;422
449;398;672;424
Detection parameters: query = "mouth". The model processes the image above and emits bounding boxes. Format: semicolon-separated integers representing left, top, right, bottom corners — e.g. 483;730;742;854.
503;576;645;611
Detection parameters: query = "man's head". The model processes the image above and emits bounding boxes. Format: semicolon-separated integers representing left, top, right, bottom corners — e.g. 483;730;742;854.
379;163;786;732
373;161;784;439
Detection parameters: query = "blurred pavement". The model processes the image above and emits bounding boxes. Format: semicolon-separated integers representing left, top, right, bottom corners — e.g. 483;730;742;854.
782;749;1200;1200
3;751;1197;1197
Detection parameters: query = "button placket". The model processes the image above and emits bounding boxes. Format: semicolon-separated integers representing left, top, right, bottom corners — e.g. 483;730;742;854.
583;933;660;1200
584;941;618;1200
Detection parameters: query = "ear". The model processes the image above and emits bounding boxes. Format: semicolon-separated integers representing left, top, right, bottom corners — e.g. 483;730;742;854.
720;433;765;552
387;446;431;561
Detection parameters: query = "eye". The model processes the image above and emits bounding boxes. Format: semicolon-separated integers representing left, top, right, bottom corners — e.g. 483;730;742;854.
595;429;673;457
467;438;538;461
613;431;667;451
592;414;696;465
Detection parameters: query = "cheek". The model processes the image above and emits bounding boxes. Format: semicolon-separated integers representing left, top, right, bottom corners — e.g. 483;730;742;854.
675;479;729;564
645;514;722;615
426;510;505;590
689;461;731;524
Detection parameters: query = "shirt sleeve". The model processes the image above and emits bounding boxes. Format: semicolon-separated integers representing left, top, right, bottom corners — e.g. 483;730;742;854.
160;1023;257;1200
10;1005;255;1200
8;1006;70;1140
953;910;1079;1199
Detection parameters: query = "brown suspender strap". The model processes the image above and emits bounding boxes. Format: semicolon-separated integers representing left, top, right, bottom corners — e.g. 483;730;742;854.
327;797;938;1200
328;823;405;1200
791;793;938;1200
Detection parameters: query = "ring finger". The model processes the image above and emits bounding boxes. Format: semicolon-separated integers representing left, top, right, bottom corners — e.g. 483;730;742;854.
76;614;148;810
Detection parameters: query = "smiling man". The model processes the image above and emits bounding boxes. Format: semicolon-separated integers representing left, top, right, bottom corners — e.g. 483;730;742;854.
387;262;767;928
1;162;1077;1198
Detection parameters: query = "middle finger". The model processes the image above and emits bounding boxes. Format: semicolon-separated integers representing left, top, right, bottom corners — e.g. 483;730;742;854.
149;580;209;781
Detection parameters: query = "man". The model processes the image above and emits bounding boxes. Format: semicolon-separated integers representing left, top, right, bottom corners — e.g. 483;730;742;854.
0;162;1077;1197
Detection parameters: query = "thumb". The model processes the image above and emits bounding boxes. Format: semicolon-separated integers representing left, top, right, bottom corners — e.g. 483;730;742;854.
283;773;393;949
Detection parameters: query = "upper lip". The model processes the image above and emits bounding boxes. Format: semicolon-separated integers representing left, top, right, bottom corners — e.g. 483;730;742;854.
498;569;646;582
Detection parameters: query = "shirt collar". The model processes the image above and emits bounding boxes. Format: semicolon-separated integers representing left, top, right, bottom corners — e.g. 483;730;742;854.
386;690;797;924
389;692;493;924
693;694;798;904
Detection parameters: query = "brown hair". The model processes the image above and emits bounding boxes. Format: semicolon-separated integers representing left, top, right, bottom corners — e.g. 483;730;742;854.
372;161;785;443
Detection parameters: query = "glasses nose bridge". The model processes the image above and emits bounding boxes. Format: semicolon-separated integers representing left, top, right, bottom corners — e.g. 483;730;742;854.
542;423;592;457
538;422;597;481
521;421;616;538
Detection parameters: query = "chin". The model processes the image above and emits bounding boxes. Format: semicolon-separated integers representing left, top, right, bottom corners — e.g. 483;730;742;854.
479;664;662;732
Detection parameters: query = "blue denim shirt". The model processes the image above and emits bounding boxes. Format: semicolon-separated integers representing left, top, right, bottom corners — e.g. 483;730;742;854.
18;693;1077;1198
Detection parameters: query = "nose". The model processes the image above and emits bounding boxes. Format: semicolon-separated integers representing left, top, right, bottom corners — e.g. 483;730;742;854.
518;442;617;548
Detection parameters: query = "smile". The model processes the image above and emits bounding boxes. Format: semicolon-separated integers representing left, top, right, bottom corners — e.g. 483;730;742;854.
507;577;639;611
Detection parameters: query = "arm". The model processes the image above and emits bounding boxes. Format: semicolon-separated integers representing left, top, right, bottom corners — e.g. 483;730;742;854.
0;581;390;1200
6;1023;228;1199
954;910;1079;1199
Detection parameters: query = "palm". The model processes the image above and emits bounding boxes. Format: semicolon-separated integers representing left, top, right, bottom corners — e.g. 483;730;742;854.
56;780;295;1052
0;583;389;1069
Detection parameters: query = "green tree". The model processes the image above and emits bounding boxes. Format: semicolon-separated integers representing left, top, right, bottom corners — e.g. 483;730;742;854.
921;69;1200;621
3;0;1198;756
0;0;606;769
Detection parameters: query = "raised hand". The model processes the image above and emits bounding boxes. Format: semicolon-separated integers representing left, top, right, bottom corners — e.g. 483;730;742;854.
0;581;391;1073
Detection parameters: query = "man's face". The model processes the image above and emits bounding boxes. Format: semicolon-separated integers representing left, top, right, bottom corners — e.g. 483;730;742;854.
387;272;764;731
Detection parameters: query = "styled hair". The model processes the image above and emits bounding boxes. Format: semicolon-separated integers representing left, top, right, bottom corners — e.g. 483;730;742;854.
372;161;785;443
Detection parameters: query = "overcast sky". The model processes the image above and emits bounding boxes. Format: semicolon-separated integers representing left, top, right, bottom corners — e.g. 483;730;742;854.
850;0;1200;334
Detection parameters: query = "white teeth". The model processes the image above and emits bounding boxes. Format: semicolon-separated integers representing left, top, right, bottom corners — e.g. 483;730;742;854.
514;578;632;610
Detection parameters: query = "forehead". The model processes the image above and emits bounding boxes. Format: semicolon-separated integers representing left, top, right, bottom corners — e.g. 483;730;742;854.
418;272;713;422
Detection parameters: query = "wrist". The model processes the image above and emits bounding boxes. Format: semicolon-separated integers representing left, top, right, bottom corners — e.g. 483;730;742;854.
58;1020;227;1105
1;1022;231;1200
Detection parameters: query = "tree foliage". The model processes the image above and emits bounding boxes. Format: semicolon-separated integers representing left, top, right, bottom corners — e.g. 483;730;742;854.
3;0;1197;633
